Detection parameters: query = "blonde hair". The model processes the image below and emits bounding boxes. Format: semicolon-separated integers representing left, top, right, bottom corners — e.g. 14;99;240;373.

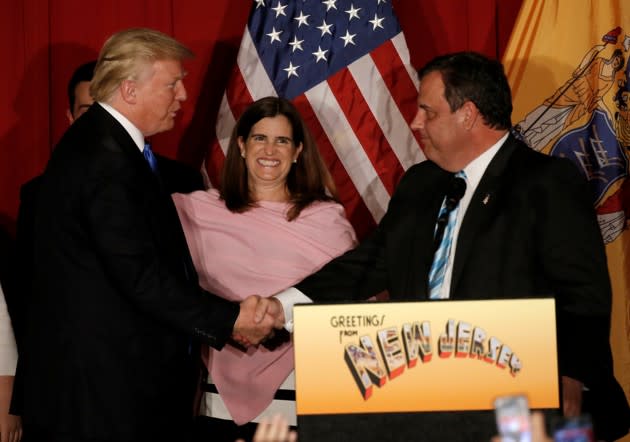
90;28;193;102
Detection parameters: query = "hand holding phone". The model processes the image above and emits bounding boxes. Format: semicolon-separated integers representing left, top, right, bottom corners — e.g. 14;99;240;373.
494;394;532;442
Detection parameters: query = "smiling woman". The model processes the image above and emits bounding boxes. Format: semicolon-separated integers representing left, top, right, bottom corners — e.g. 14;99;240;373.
172;96;357;442
221;96;339;221
238;114;302;203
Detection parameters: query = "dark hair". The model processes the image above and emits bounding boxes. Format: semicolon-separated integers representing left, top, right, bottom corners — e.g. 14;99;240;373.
418;52;512;130
221;96;338;221
67;60;96;111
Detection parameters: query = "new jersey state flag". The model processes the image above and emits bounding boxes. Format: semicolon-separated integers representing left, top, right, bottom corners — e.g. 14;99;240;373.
503;1;630;432
205;0;424;239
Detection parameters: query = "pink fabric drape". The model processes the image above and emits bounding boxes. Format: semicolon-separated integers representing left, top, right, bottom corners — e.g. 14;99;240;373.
173;189;356;423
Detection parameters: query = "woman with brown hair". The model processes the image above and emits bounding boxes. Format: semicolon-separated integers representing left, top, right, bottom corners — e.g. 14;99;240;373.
173;96;356;442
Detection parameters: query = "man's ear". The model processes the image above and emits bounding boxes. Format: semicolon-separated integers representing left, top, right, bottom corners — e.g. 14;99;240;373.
120;79;137;104
66;109;74;125
461;101;479;130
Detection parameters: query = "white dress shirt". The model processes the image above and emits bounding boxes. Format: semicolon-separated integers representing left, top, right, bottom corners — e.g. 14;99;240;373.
99;102;145;152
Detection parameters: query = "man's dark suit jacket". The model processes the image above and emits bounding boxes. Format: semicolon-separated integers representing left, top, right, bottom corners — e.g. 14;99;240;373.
13;147;204;350
13;103;237;442
296;135;630;441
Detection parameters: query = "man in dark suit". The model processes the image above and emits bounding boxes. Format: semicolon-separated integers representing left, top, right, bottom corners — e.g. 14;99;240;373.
272;52;630;441
15;58;206;340
13;28;278;442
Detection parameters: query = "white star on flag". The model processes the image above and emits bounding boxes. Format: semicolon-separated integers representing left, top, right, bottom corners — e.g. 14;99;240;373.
283;61;300;78
345;4;361;21
255;0;265;8
340;30;357;46
312;46;328;62
317;20;333;36
289;36;304;52
293;11;310;27
272;1;287;18
322;0;337;11
266;27;282;43
369;14;385;30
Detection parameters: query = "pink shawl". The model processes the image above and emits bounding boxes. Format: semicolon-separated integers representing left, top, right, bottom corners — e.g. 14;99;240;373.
172;189;356;424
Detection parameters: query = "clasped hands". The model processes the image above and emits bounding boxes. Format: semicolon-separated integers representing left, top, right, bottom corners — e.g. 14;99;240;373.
232;295;286;348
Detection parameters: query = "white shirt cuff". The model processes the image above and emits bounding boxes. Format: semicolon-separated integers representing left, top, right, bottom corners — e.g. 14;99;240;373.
275;287;312;333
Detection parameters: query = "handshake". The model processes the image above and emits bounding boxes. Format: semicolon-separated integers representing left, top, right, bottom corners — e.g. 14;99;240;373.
232;295;286;348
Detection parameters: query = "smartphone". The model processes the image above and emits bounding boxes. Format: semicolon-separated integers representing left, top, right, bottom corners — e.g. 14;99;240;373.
552;415;594;442
494;394;532;442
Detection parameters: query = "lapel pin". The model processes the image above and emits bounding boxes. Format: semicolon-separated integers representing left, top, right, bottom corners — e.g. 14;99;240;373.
482;194;490;205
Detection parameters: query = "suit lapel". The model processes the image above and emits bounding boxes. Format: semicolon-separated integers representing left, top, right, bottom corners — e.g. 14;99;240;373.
450;136;519;296
92;104;166;191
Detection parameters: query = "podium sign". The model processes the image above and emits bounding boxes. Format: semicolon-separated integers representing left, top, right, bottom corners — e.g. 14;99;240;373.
293;299;559;416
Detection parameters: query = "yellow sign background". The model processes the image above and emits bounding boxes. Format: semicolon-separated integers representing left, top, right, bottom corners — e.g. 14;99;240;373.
293;299;559;415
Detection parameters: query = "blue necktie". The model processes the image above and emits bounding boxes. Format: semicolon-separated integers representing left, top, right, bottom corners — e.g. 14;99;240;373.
428;171;467;299
143;142;159;175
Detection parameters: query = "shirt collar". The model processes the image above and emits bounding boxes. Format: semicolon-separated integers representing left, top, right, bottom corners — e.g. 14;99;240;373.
462;131;509;194
98;102;145;152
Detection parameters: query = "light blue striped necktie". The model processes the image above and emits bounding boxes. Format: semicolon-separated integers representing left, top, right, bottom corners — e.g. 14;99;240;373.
428;171;467;299
143;142;159;175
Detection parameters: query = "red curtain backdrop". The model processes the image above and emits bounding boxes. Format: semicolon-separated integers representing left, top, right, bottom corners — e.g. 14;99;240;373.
0;0;523;233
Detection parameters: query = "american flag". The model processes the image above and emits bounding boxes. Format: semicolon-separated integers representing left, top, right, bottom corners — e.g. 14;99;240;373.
206;0;424;238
